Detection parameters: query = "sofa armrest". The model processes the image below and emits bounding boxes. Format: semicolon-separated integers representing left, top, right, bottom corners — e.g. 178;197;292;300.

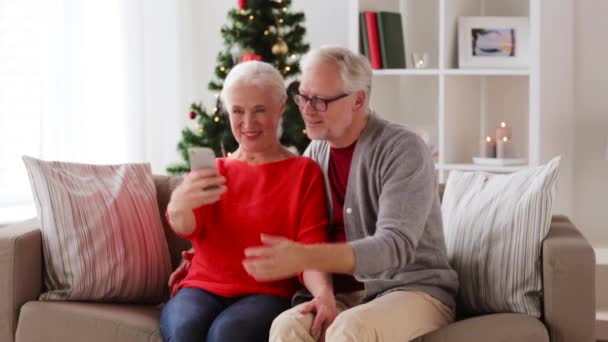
0;219;43;342
542;217;595;342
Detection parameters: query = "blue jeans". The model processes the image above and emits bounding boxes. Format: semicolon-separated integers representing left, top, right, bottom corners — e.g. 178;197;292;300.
160;287;291;342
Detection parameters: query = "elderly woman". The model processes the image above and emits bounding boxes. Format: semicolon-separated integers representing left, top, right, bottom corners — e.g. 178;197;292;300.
159;61;335;342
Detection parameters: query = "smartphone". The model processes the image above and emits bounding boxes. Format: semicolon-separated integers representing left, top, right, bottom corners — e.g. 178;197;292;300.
188;147;217;171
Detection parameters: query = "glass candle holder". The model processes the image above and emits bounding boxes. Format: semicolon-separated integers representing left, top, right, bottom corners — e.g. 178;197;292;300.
412;52;429;69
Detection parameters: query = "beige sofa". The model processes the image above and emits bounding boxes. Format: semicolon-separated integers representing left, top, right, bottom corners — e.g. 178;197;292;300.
0;176;596;342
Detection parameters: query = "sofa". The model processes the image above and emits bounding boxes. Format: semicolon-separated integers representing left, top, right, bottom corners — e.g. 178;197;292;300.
0;176;596;342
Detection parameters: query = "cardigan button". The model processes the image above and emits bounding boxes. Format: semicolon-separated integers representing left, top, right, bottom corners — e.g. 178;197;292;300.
346;208;352;214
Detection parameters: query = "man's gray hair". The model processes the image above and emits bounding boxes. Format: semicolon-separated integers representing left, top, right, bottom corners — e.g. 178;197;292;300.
300;46;372;101
221;61;286;105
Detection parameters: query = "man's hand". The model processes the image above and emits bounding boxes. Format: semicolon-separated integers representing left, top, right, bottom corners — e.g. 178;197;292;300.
299;294;337;341
242;234;308;281
168;249;194;297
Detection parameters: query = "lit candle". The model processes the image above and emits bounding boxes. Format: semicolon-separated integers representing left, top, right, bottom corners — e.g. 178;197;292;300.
495;121;512;142
479;136;496;158
496;136;514;159
412;52;429;69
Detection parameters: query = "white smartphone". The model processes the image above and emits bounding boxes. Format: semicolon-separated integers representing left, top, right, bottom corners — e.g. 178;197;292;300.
188;147;217;171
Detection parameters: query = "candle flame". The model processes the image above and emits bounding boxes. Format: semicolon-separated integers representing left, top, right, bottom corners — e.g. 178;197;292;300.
503;137;508;142
486;136;492;142
500;122;506;128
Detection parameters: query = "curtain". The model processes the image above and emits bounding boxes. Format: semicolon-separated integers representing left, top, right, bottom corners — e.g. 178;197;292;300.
0;0;193;222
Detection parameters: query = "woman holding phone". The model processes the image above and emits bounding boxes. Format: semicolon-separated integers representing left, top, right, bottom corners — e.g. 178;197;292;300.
160;61;335;342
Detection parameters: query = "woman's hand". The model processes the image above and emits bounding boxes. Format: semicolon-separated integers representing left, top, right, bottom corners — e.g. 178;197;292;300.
167;169;226;235
168;169;226;213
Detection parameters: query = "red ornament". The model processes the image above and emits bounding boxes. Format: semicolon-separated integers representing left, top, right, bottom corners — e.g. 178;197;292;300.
241;52;262;62
238;0;247;9
188;111;196;119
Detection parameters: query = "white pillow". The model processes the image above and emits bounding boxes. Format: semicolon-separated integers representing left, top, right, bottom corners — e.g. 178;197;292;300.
442;157;561;317
23;156;171;303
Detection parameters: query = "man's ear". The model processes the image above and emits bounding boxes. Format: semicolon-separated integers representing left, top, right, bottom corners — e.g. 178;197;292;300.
353;90;366;111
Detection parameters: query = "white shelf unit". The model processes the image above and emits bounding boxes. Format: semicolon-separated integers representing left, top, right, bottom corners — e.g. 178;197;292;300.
351;0;540;182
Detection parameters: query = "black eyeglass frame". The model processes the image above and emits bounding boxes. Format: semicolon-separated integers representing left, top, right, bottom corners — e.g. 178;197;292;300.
291;92;351;112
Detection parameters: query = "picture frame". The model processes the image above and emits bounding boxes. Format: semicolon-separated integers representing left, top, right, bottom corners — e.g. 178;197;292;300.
458;16;530;69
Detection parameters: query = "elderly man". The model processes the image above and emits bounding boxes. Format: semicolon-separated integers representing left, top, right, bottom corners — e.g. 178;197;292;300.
242;46;458;342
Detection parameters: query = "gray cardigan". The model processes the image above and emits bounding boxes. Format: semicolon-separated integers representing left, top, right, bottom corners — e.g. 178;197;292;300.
304;113;458;310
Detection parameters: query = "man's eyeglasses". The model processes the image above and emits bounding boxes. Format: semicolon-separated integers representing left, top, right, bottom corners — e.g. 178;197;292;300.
291;92;350;112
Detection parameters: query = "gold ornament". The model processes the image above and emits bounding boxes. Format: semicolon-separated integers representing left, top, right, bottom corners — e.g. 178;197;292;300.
272;38;289;55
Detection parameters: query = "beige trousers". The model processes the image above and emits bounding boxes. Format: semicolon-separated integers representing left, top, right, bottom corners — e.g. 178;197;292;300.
269;290;453;342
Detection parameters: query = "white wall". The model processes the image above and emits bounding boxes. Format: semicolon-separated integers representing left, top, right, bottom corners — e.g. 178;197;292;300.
142;0;192;175
574;0;608;246
539;0;575;219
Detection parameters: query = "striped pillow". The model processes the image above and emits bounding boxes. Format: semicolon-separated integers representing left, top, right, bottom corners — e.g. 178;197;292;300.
441;157;561;318
22;156;171;303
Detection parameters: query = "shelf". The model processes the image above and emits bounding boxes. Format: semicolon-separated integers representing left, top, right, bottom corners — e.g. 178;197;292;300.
352;0;540;184
372;69;440;76
372;69;531;77
443;69;531;76
437;163;528;173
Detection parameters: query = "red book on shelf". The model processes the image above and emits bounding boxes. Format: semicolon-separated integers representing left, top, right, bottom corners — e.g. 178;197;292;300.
364;11;382;69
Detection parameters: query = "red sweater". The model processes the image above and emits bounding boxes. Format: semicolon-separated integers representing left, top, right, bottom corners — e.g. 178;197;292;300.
171;156;328;299
328;142;364;292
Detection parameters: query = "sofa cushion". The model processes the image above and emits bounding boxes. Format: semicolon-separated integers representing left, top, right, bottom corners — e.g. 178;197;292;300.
412;313;549;342
152;175;191;271
22;157;171;303
441;157;560;318
15;301;162;342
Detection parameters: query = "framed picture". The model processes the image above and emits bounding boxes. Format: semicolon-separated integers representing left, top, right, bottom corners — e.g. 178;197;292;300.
458;17;529;69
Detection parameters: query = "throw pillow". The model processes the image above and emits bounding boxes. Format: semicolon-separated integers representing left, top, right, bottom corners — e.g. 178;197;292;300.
22;156;171;303
442;156;561;318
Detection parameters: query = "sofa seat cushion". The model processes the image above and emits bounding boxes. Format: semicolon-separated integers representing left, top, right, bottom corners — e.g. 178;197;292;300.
15;301;162;342
412;313;549;342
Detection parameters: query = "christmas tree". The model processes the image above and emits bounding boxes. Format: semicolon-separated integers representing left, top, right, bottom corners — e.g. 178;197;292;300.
167;0;310;175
